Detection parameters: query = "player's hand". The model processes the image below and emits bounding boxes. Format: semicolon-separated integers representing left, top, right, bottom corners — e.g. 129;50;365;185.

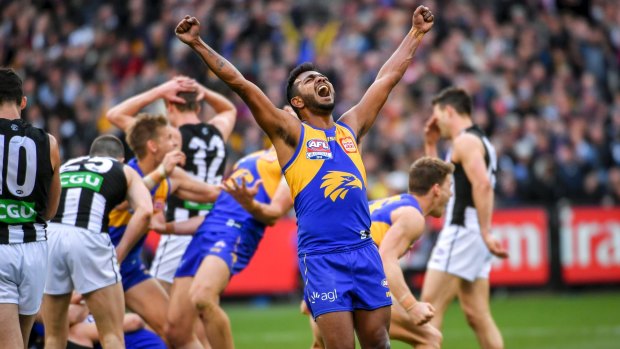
175;15;201;45
483;234;509;259
157;76;196;104
149;212;166;233
221;177;262;209
407;301;435;326
424;115;440;145
161;150;186;175
412;6;434;34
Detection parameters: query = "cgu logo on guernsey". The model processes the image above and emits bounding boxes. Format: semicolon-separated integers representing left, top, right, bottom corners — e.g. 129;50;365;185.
306;139;332;160
0;199;36;224
309;289;338;304
60;172;104;192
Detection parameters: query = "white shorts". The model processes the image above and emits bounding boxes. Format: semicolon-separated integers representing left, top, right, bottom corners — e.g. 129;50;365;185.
0;241;47;315
427;224;492;282
150;234;192;284
45;223;120;295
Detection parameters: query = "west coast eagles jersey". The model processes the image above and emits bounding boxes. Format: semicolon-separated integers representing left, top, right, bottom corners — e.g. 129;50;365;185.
283;122;371;255
108;158;170;250
369;193;422;246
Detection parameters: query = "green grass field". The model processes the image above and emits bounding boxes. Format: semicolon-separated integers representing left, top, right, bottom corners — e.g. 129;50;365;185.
225;292;620;349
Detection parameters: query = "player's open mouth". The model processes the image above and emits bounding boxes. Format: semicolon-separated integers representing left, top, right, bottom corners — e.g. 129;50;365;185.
317;85;330;97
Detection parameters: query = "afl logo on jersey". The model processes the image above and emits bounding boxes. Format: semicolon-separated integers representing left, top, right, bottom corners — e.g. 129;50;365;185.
340;137;357;153
306;139;332;160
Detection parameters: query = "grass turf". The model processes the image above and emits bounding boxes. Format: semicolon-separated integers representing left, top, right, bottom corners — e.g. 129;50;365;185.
225;292;620;349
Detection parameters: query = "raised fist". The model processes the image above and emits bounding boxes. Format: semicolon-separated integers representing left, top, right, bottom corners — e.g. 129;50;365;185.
413;6;434;34
175;15;201;45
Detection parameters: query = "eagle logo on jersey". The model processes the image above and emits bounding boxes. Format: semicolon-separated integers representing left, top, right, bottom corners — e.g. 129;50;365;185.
320;171;362;201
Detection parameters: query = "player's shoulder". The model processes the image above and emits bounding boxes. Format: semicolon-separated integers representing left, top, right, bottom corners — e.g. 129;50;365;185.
453;132;484;155
391;205;424;231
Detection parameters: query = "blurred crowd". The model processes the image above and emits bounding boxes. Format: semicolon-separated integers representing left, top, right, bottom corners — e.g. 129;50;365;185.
2;0;619;207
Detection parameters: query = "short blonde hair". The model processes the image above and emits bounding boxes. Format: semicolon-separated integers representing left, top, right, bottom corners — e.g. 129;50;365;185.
125;113;169;159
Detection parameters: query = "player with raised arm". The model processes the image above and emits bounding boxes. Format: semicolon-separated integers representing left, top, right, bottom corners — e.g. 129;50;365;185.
106;114;220;340
421;87;507;349
156;146;293;349
0;68;61;349
107;77;236;292
42;135;153;349
175;6;434;348
304;157;453;349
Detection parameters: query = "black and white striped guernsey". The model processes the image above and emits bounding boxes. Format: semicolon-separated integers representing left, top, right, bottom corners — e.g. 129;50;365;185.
166;123;227;222
444;125;497;228
51;156;127;234
0;119;53;244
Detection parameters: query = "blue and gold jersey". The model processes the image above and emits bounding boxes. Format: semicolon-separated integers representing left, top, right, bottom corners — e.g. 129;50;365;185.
369;194;422;246
199;148;282;242
108;158;170;251
283;122;371;254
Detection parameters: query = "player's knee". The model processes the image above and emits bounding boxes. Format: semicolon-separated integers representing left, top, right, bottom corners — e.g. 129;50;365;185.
189;285;219;314
463;307;484;329
165;320;188;346
361;329;390;349
426;326;443;349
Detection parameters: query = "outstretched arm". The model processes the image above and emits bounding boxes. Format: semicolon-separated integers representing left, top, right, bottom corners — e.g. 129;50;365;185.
106;77;195;131
222;177;294;226
378;207;435;326
339;6;434;141
175;16;300;154
169;166;221;204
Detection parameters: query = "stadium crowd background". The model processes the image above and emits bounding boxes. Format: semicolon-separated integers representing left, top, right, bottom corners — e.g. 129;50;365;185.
2;0;620;207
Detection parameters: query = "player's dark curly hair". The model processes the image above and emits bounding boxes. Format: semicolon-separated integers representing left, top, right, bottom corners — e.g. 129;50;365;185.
286;62;316;118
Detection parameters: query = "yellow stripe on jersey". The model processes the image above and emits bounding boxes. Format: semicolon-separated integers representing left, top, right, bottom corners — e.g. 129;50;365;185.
255;148;282;198
109;175;170;227
284;124;332;199
370;221;391;246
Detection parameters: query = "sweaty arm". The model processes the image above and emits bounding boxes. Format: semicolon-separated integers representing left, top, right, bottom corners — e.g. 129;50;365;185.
175;16;299;160
44;134;61;220
115;166;154;264
168;166;221;204
339;6;433;140
380;207;435;325
223;177;294;226
453;135;507;258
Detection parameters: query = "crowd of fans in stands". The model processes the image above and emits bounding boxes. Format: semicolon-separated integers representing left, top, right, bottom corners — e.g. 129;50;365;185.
2;0;619;206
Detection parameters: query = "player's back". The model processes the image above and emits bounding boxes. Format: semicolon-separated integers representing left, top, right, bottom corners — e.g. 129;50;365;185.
283;122;371;255
0;119;52;244
166;123;226;221
51;156;127;234
201;148;281;241
445;125;497;229
369;193;422;246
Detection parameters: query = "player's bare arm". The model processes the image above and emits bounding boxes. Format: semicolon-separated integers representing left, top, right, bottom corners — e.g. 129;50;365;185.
115;166;153;264
150;213;203;235
106;77;195;131
453;134;508;258
222;178;294;226
175;15;300;163
142;150;186;190
378;206;435;325
44;134;62;220
339;6;433;141
197;82;237;141
168;165;221;203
